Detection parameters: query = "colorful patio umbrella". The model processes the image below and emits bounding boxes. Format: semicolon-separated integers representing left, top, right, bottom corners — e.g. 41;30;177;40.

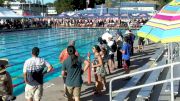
137;1;180;43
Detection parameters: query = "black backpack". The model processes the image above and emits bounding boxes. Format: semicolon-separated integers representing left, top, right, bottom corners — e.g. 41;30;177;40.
111;41;117;52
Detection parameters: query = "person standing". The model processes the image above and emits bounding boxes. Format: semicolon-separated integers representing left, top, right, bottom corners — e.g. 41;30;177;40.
92;45;107;93
121;37;131;74
116;30;123;68
138;37;145;52
59;40;79;97
0;59;16;101
23;47;53;101
125;30;135;56
62;46;90;101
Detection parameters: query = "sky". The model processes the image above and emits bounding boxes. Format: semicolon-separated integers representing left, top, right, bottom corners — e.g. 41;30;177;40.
44;0;55;4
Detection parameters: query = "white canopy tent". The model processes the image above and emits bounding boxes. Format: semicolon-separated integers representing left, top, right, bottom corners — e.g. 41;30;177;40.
0;7;23;19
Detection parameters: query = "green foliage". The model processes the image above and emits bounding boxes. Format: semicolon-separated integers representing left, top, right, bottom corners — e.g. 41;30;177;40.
54;0;75;13
105;0;112;7
54;0;87;13
46;2;54;7
95;0;105;5
0;0;5;6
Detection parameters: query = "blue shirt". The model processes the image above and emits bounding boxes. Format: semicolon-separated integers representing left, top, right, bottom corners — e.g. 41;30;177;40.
122;43;131;60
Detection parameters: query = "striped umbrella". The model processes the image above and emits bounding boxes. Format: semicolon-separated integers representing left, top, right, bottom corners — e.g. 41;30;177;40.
137;0;180;43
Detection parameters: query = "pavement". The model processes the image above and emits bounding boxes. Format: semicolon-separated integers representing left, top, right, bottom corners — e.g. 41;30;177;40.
16;42;161;101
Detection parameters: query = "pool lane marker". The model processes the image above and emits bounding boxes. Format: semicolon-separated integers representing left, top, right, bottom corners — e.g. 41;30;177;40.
12;33;100;88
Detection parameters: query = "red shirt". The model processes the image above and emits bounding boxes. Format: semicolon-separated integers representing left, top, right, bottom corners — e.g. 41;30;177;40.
59;48;79;63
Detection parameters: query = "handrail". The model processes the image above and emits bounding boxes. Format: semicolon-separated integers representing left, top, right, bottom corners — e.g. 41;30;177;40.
109;62;180;101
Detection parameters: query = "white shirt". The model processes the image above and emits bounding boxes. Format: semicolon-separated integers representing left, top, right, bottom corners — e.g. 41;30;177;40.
23;57;50;73
23;57;51;89
107;40;114;55
102;32;113;43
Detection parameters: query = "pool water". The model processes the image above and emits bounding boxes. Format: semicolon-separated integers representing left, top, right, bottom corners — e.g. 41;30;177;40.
0;28;137;95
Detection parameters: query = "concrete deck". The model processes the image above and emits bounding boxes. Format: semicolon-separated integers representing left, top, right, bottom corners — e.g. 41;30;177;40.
16;43;164;101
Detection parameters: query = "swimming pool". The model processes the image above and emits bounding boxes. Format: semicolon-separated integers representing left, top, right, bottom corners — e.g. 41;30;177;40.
0;28;136;95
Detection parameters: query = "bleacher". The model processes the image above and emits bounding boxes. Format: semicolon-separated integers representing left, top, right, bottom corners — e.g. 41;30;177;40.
136;57;166;101
112;47;165;101
111;43;180;101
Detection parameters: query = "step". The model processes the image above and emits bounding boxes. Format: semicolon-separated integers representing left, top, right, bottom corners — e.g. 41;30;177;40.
136;57;166;101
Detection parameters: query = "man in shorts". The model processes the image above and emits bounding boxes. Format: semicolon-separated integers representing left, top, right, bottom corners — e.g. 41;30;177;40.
23;47;53;101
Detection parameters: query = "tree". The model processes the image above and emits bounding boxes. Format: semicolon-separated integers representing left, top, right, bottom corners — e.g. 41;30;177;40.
88;0;95;8
16;0;26;3
0;0;5;6
46;2;54;7
54;0;74;13
95;0;105;5
72;0;86;10
105;0;112;8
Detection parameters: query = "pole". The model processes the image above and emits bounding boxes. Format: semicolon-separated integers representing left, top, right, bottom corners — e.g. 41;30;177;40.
87;52;91;85
170;43;174;101
42;0;44;17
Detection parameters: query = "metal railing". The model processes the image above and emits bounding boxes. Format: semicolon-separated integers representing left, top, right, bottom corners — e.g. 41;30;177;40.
109;62;180;101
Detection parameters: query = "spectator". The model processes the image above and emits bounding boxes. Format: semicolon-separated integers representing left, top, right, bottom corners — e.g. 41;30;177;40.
92;45;107;94
23;47;53;101
62;46;90;101
59;40;79;63
121;37;131;74
0;59;16;101
116;30;123;68
102;29;113;43
138;37;145;52
59;40;79;97
125;30;135;56
107;36;116;72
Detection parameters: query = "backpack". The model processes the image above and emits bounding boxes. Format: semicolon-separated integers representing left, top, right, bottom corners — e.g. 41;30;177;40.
111;41;117;52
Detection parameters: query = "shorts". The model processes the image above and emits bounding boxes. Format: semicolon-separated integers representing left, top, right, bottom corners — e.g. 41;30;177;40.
66;86;81;98
25;85;43;101
138;39;144;46
108;54;114;60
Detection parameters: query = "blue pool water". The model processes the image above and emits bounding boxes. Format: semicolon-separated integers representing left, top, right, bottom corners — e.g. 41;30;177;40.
0;28;136;95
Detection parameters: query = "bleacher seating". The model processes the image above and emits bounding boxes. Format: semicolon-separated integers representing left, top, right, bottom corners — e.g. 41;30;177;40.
112;47;165;101
136;57;166;101
150;47;164;62
165;57;180;95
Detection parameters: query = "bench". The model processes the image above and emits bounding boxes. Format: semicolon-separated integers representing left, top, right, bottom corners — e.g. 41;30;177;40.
165;57;180;95
150;47;164;62
113;63;152;101
112;47;165;101
136;57;166;101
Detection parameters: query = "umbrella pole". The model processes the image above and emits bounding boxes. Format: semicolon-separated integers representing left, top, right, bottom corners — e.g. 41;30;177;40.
179;42;180;57
170;42;174;101
168;43;170;63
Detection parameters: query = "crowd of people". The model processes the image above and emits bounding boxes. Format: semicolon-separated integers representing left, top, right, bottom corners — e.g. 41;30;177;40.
0;28;147;101
0;19;51;31
58;29;146;101
0;17;148;32
51;18;148;28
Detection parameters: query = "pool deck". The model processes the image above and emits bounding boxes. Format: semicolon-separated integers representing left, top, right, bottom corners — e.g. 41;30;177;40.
16;42;167;101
